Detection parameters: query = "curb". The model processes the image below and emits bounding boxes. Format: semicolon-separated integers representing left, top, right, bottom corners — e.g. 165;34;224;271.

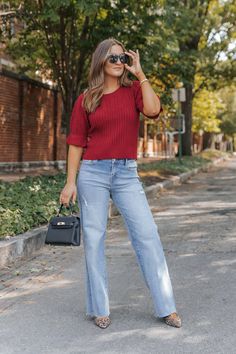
0;156;227;268
0;226;47;268
144;156;227;197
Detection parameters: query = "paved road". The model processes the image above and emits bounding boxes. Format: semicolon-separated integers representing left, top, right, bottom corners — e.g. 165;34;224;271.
0;157;236;354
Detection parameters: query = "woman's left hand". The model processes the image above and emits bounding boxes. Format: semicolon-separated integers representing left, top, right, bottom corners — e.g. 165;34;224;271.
124;49;144;79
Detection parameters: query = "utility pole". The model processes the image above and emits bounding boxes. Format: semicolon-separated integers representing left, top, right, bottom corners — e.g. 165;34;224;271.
172;87;186;163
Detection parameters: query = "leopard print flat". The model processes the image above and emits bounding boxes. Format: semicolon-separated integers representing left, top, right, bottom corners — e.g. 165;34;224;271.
163;312;182;328
94;316;111;329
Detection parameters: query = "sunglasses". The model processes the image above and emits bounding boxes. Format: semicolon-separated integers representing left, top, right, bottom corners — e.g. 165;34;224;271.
106;53;129;64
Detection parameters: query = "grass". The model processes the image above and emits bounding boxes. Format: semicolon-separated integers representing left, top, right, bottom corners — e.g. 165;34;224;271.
200;148;229;160
138;155;209;175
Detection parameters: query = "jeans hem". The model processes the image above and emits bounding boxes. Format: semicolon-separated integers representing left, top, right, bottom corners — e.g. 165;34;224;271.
86;312;110;317
156;307;177;318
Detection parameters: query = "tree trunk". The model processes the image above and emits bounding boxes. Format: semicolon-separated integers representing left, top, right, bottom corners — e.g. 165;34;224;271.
181;83;193;156
203;132;214;150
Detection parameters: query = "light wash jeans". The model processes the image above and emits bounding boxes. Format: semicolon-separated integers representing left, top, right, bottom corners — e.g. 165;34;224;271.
77;158;177;318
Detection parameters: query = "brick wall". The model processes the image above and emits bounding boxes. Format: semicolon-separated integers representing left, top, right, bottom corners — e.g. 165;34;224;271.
0;70;66;163
0;74;19;161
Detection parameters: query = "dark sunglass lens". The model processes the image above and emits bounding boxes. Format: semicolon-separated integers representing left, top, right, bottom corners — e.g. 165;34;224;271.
120;54;129;64
125;54;129;63
108;55;118;63
119;55;126;64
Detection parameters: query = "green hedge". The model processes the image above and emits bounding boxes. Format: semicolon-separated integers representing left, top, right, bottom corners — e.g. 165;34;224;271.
0;173;79;238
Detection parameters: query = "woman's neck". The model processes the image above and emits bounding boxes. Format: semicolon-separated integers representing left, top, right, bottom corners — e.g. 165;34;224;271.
103;76;120;94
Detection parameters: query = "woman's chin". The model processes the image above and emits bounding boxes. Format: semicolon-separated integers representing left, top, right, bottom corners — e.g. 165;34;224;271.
107;70;124;78
113;73;123;78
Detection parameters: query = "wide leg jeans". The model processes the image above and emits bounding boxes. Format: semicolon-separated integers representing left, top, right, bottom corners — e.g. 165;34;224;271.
77;158;177;318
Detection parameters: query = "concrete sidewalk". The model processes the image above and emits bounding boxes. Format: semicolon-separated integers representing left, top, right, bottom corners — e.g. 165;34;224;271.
0;156;235;353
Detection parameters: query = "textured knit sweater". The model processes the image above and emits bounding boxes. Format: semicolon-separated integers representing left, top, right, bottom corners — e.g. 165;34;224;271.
66;80;162;159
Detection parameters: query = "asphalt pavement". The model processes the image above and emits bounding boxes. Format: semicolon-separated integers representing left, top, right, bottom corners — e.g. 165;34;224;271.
0;156;236;354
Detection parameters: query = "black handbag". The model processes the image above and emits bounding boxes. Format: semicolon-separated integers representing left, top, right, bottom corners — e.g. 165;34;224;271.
45;203;81;246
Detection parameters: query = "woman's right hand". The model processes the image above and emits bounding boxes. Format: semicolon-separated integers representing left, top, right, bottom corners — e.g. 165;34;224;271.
59;182;77;207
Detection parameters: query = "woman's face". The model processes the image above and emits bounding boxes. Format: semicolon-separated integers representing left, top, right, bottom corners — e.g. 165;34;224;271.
104;44;125;79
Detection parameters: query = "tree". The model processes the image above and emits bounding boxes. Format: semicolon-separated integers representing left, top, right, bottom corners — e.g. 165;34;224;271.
158;0;236;155
6;0;235;154
219;85;236;149
7;0;165;134
8;0;107;133
192;88;223;134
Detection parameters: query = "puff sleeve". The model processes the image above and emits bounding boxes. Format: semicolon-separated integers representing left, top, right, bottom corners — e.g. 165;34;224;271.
66;94;89;147
132;80;163;119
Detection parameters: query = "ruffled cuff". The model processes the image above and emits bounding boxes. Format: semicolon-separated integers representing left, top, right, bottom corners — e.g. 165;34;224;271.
66;133;87;148
145;103;163;119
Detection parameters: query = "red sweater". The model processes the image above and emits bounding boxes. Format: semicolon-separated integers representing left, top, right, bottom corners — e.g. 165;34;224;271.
66;80;162;159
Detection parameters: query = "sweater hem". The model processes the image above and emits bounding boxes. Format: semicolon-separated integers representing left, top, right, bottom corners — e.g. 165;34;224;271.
82;154;138;160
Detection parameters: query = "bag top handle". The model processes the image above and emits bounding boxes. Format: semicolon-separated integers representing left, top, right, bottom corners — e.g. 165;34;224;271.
57;202;74;217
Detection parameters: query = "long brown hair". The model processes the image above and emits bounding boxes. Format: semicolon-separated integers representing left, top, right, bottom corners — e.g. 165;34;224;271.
83;38;132;113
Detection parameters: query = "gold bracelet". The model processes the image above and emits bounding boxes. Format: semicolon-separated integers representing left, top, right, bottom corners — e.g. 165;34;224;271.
140;78;149;85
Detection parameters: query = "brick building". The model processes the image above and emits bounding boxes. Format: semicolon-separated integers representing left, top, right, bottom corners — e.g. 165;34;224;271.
0;69;67;172
0;4;67;172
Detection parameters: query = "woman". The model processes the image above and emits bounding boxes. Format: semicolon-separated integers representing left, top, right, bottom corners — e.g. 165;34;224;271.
60;38;182;329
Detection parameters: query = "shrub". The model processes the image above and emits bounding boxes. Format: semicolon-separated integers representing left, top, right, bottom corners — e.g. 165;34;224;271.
0;173;79;238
